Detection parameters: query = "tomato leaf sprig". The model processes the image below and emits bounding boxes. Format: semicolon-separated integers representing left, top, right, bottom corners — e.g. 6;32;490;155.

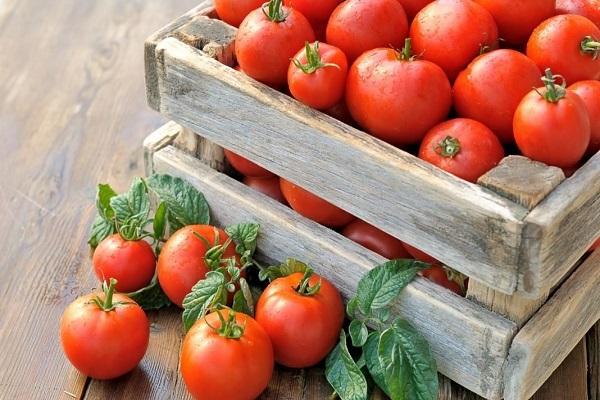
326;259;438;400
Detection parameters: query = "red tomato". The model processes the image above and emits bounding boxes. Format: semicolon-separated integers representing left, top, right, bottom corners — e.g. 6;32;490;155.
180;310;274;400
453;50;542;144
396;0;433;21
279;178;355;228
255;272;344;368
342;220;410;259
244;176;287;204
236;0;315;86
324;101;356;126
284;0;343;25
568;80;600;155
527;14;600;84
60;279;149;379
346;44;451;146
224;149;274;178
411;0;499;81
419;118;505;183
326;0;408;62
92;234;155;293
561;164;581;177
556;0;600;28
473;0;556;45
214;0;265;27
514;70;591;168
288;42;348;110
157;225;239;307
402;243;439;264
422;266;464;296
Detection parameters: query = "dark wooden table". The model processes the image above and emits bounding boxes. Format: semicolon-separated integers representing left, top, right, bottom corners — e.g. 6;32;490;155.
0;1;596;399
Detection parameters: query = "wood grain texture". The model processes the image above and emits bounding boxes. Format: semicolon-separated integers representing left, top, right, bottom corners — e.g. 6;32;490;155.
504;249;600;400
589;322;600;400
151;36;529;294
519;152;600;295
151;144;518;399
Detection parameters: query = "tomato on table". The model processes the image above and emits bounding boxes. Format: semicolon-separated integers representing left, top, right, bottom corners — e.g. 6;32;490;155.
568;80;600;155
255;271;344;368
342;219;410;259
288;41;348;110
514;69;591;168
556;0;600;28
244;176;287;204
422;266;465;296
527;14;600;84
326;0;408;62
157;225;239;307
60;279;149;379
346;40;451;147
410;0;498;81
92;233;155;293
280;178;355;228
213;0;265;27
473;0;556;45
284;0;342;26
419;118;505;183
180;310;274;400
453;49;542;144
402;243;439;264
224;149;274;178
236;0;315;86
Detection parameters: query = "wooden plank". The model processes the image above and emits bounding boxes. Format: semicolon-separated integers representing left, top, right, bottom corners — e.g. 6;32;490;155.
152;144;518;399
143;120;182;176
520;152;600;295
504;249;600;400
151;36;529;295
589;323;600;400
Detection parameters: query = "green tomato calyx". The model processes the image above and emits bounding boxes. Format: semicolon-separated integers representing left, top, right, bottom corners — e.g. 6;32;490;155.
581;36;600;59
435;136;461;158
537;68;567;103
207;309;246;340
262;0;288;22
295;268;321;296
292;42;340;74
91;278;128;311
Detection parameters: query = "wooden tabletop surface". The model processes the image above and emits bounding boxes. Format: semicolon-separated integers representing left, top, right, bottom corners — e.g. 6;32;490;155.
0;1;596;399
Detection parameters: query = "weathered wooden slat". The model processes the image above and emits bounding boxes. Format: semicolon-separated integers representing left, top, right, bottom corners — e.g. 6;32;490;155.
503;248;600;400
588;322;600;400
152;36;529;294
519;151;600;295
151;144;518;399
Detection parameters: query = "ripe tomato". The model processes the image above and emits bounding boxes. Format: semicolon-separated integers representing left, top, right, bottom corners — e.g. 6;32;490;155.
453;50;541;144
411;0;499;81
402;243;439;264
556;0;600;28
419;119;505;183
342;220;411;259
346;43;451;146
514;70;591;168
288;42;348;110
181;310;274;400
422;266;464;296
473;0;556;45
224;149;274;178
280;178;355;228
324;101;355;126
214;0;265;27
396;0;433;21
92;234;155;293
244;176;287;204
568;80;600;155
255;271;344;368
326;0;408;62
284;0;343;25
236;0;315;86
527;14;600;84
60;279;149;379
157;225;239;307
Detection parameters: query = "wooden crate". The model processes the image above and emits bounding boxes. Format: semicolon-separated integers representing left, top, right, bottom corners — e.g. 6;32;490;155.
144;3;600;399
144;122;599;400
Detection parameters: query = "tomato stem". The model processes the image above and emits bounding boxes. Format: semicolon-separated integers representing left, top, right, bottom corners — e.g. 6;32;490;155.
581;36;600;59
295;268;321;296
210;309;245;339
434;136;461;158
91;278;120;311
262;0;287;22
292;42;340;74
538;68;566;103
398;38;414;61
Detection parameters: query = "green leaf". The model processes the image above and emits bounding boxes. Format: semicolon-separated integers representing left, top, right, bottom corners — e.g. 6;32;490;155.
232;278;254;316
356;260;427;317
147;174;210;231
259;258;311;282
378;319;438;400
349;320;369;347
364;332;390;397
153;201;168;240
182;270;227;332
127;274;171;310
325;330;369;400
96;183;118;220
88;215;116;248
347;297;359;319
110;177;150;226
225;222;260;266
